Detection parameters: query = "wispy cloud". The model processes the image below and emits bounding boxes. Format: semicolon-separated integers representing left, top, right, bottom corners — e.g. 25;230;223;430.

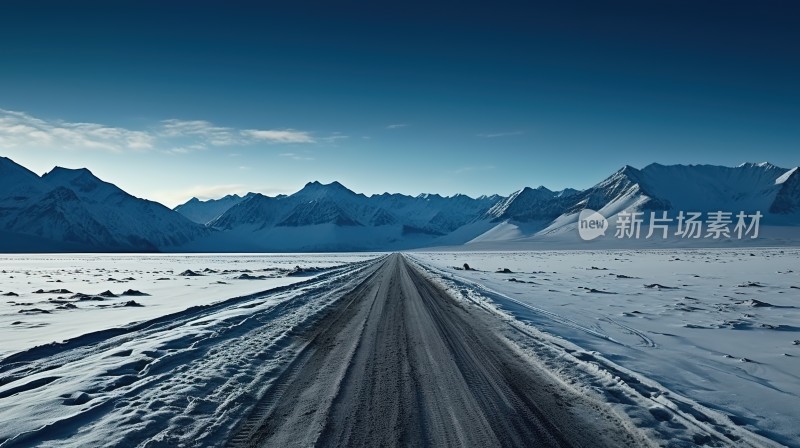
162;119;317;145
241;129;315;143
279;152;315;161
0;108;320;154
477;130;524;138
386;123;408;129
160;119;243;146
0;109;155;152
163;144;207;155
319;132;348;144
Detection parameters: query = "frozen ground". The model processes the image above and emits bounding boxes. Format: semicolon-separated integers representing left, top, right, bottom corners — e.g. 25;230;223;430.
1;250;797;447
410;249;800;447
0;254;381;446
0;253;376;357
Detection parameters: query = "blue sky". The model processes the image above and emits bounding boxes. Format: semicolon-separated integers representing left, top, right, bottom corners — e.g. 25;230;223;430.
1;1;798;207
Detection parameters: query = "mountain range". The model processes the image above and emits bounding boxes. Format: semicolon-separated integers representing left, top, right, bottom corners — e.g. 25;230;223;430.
0;156;206;252
0;156;798;252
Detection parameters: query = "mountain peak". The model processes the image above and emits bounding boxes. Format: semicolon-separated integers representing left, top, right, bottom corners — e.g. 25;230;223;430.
301;180;348;190
43;166;95;182
617;164;640;175
0;155;23;168
295;180;357;199
416;193;444;200
42;166;125;200
738;162;782;170
0;156;41;192
521;185;554;194
303;180;345;188
0;156;38;177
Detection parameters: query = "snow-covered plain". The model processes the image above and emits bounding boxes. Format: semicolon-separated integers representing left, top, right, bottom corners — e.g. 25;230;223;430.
410;249;800;447
0;253;377;357
2;250;798;447
0;254;382;447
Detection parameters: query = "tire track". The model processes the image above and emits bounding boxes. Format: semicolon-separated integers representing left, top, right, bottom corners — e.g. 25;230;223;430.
231;254;650;448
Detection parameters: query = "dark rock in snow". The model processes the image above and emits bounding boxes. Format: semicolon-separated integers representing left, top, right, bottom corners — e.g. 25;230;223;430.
180;270;203;277
121;289;150;296
18;308;50;314
737;299;772;308
120;300;144;307
236;273;266;280
71;293;104;301
287;266;324;277
56;303;78;310
644;284;677;290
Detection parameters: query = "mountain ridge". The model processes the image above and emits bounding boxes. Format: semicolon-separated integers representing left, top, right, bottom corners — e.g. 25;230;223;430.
1;155;798;252
0;158;207;252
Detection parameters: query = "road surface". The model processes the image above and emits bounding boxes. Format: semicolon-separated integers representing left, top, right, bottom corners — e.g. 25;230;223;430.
229;254;648;447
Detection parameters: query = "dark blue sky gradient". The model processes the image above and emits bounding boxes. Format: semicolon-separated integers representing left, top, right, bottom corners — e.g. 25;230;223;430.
1;1;798;205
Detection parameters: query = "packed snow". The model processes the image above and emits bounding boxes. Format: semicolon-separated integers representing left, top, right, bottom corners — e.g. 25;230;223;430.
0;254;376;358
410;249;800;447
2;250;798;447
0;254;383;446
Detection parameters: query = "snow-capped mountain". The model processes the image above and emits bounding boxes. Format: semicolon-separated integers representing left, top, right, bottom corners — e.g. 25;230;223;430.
0;157;207;252
183;181;503;251
174;193;255;225
2;155;798;252
570;162;797;219
191;162;799;251
486;186;580;222
471;162;800;245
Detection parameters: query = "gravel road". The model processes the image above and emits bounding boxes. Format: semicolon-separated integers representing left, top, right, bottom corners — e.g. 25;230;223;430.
229;254;649;448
